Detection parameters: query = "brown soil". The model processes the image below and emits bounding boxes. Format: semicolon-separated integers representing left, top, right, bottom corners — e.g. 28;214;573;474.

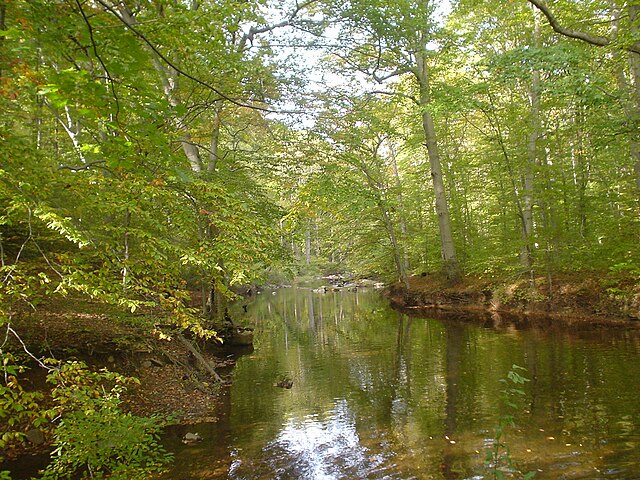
386;272;640;326
2;296;238;461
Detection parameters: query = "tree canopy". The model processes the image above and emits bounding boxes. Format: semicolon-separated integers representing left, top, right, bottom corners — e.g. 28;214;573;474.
2;0;639;325
2;0;640;476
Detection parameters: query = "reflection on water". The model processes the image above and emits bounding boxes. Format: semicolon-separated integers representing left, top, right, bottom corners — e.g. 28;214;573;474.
260;401;370;479
164;287;640;479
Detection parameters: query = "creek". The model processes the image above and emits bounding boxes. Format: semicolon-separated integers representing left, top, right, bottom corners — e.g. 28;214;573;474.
161;286;640;479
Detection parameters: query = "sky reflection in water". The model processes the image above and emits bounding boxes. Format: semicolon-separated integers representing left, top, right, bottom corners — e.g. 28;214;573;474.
164;286;640;480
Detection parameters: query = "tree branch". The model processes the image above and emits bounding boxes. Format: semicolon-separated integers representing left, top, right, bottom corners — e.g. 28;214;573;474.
238;0;319;51
528;0;640;54
366;90;419;105
59;160;108;171
75;0;121;121
176;333;223;383
94;0;282;113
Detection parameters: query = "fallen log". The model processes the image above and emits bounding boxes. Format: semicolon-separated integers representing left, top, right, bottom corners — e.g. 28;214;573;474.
176;333;223;383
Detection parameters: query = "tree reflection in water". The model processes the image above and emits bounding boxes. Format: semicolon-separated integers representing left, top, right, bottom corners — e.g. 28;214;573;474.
163;286;640;480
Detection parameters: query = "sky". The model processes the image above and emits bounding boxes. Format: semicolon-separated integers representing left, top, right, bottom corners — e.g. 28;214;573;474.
261;0;453;127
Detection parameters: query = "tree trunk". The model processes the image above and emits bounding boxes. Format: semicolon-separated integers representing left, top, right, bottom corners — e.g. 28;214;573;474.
629;5;640;208
360;152;409;288
522;6;541;273
571;107;589;237
44;102;86;162
390;145;410;274
0;0;5;80
176;333;223;383
122;209;131;290
380;200;409;288
304;226;311;265
415;52;460;282
207;105;222;173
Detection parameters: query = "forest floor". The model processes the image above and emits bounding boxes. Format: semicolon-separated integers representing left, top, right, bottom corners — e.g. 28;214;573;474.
386;271;640;326
3;296;239;462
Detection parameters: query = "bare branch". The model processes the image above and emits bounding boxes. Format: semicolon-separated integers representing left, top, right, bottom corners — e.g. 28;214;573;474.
238;0;319;51
371;69;405;83
366;90;419;105
58;160;108;172
330;50;405;84
528;0;640;54
7;325;54;371
42;100;86;162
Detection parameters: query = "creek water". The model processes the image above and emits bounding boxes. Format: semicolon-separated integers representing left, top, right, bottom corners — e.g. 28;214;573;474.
162;286;640;480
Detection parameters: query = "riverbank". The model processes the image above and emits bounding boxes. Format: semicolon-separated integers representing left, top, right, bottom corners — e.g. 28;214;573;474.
386;272;640;326
1;296;238;466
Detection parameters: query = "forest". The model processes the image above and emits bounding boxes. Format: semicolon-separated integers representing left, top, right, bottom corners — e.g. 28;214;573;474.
1;0;640;478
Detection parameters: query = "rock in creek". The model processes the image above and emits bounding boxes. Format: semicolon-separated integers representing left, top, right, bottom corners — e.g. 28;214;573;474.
227;327;254;347
182;432;202;445
275;378;293;389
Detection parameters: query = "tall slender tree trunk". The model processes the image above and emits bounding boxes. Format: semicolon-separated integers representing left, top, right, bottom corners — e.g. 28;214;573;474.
629;5;640;208
208;105;222;173
571;107;590;237
539;146;557;297
522;7;541;274
361;163;409;288
380;202;409;288
122;209;131;291
390;145;410;274
203;106;227;322
0;1;5;81
415;52;460;282
304;226;312;265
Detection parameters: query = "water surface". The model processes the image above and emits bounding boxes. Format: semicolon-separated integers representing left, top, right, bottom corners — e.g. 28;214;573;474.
164;287;640;479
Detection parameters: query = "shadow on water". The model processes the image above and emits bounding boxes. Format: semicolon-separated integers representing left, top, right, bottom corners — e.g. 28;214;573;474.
159;286;640;480
7;286;638;479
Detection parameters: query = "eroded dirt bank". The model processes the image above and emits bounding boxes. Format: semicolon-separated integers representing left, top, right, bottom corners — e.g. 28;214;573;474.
2;297;243;464
386;273;640;326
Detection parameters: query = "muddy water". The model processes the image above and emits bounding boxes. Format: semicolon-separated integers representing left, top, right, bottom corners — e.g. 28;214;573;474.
163;287;640;479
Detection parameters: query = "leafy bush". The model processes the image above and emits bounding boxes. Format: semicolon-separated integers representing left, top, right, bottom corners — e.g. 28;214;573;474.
0;354;49;457
1;357;173;479
41;361;173;480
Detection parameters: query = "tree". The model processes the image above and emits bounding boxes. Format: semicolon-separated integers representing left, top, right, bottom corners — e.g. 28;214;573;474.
0;0;307;333
528;0;640;209
323;0;461;281
314;96;411;285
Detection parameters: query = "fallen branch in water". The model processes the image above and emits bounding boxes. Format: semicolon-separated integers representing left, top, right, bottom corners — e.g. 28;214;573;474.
176;333;223;384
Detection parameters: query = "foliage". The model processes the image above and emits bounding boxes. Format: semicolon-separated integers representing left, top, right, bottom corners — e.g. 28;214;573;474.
0;350;172;478
2;0;639;314
0;0;299;333
2;0;640;476
0;353;49;457
41;361;172;480
485;364;535;480
288;0;640;285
